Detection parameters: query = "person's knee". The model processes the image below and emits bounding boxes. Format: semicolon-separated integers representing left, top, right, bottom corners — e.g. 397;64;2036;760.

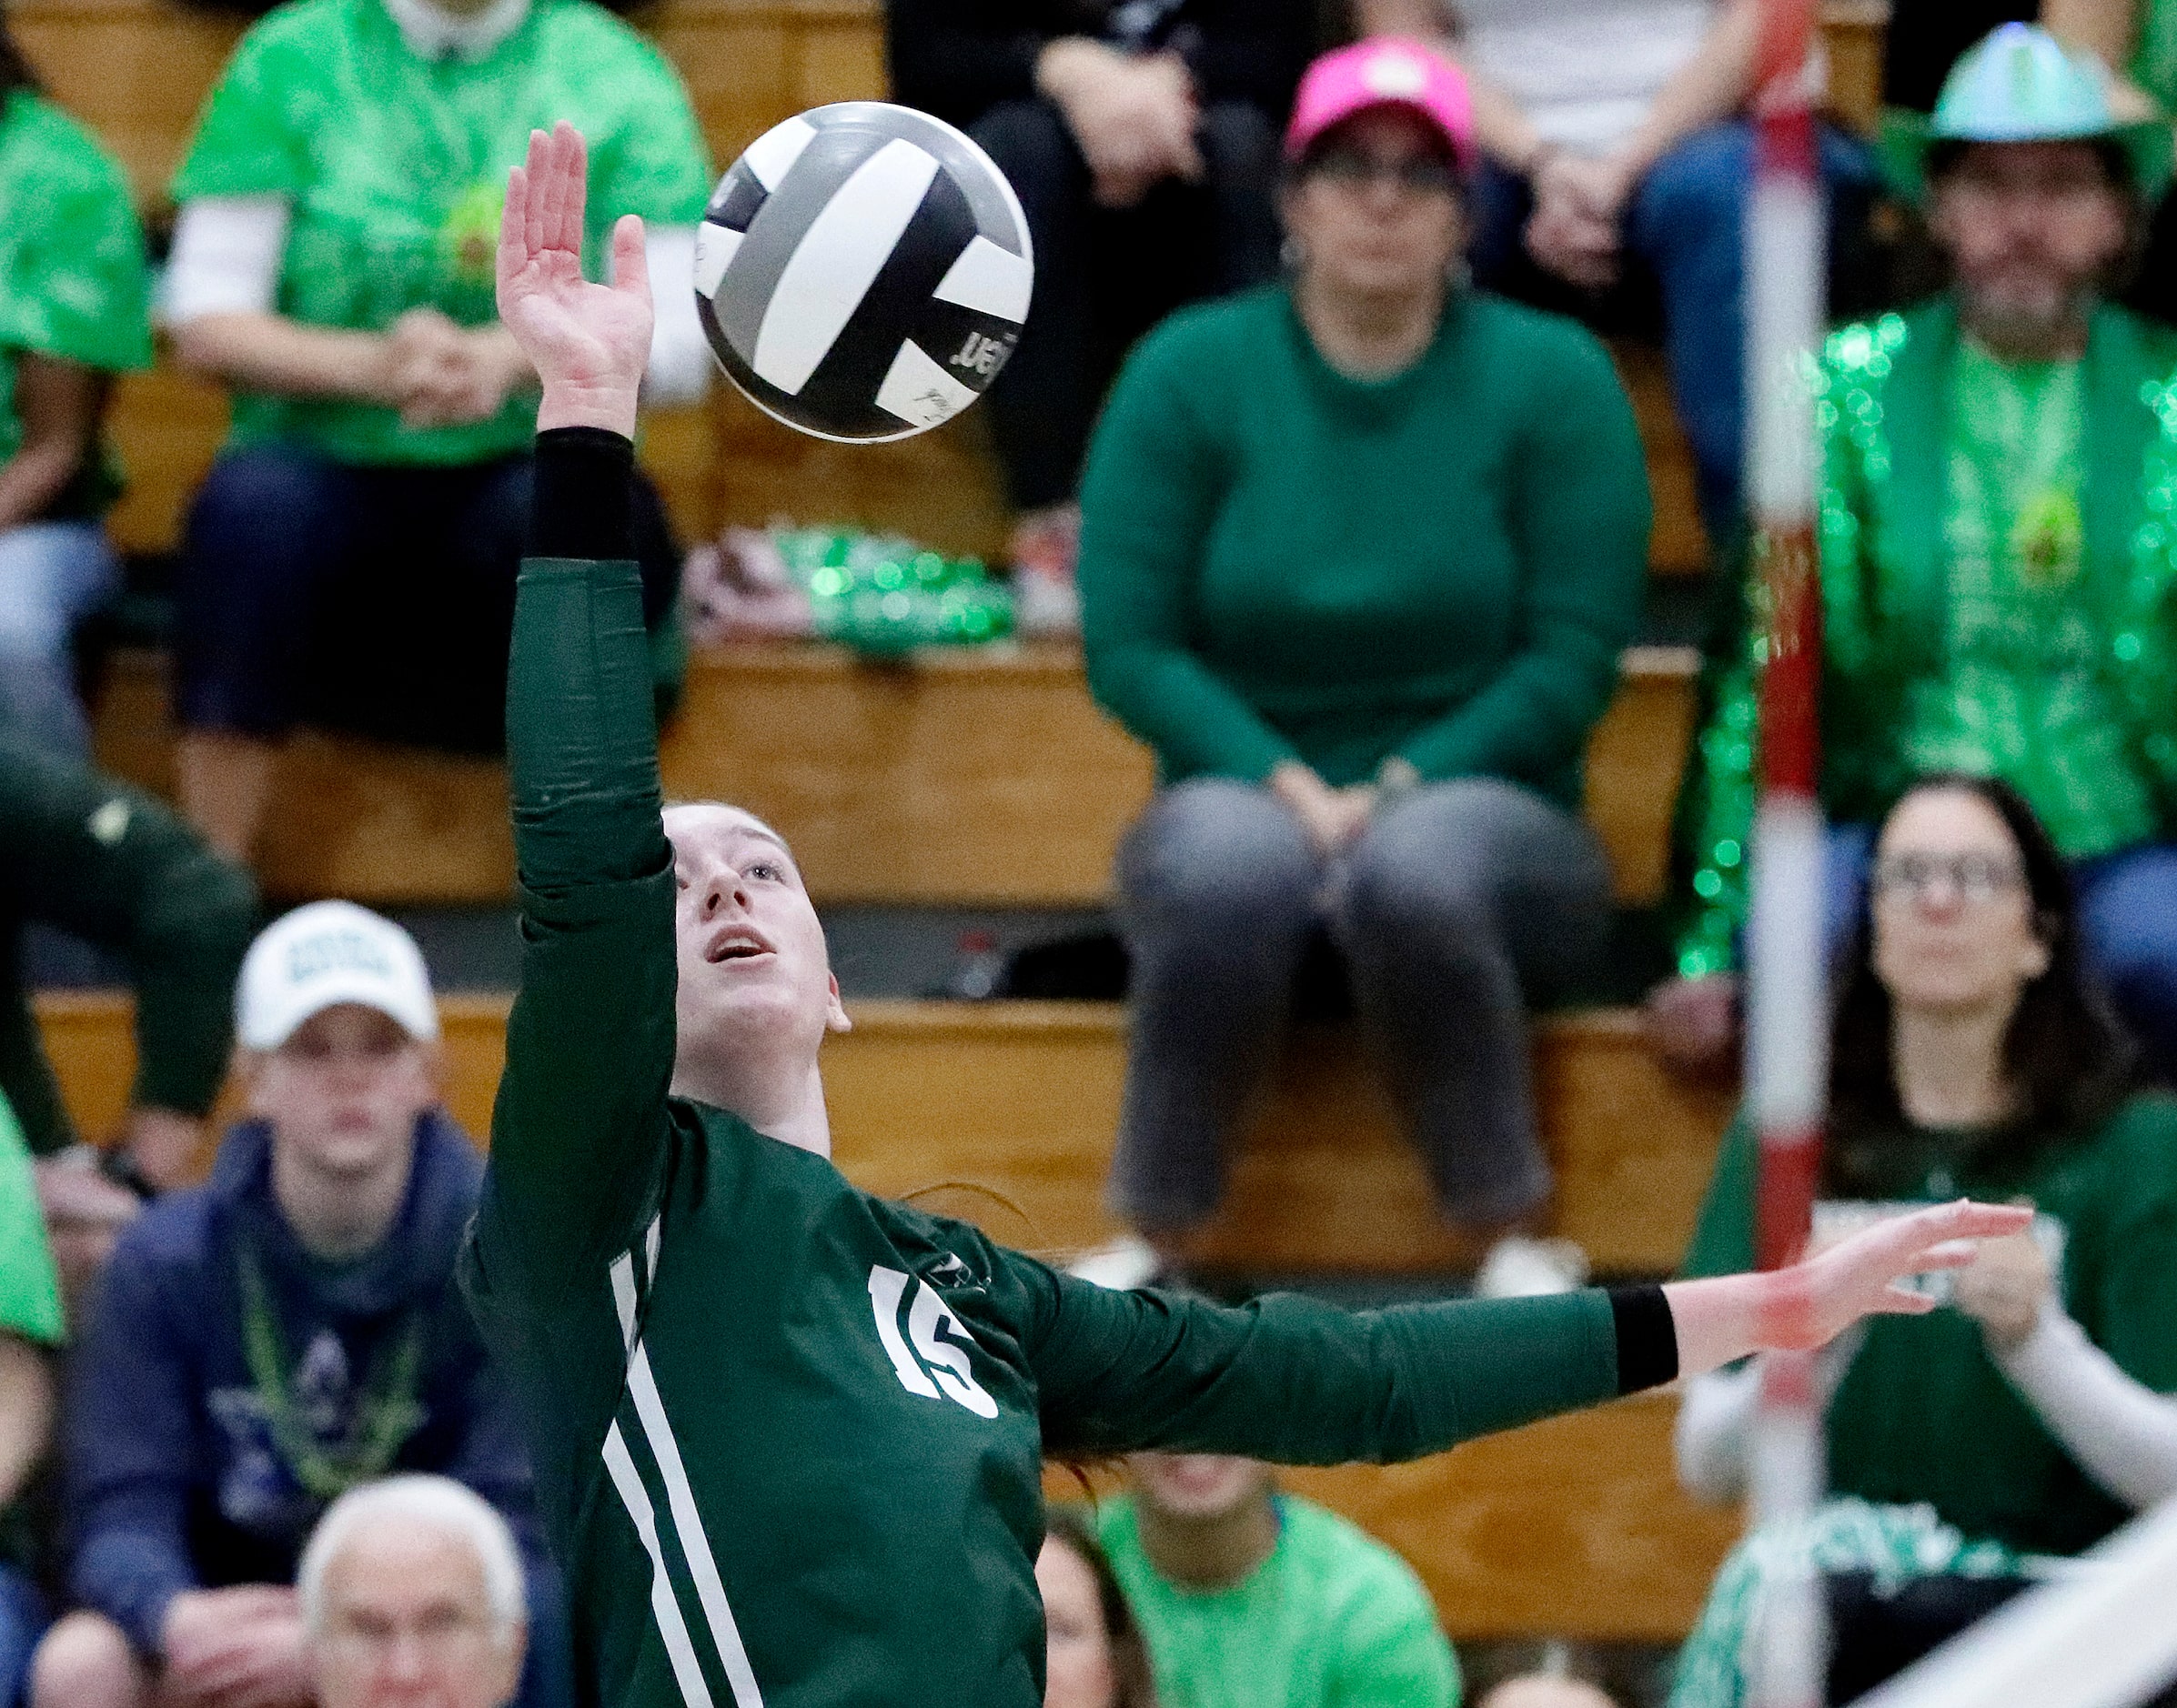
1122;781;1315;920
2082;854;2177;997
29;1613;146;1708
185;447;347;584
0;525;116;651
968;99;1079;187
190;447;336;532
1634;121;1751;231
1344;781;1529;941
1195;102;1277;186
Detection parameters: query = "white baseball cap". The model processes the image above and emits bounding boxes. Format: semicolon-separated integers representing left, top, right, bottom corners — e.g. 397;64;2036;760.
236;901;440;1051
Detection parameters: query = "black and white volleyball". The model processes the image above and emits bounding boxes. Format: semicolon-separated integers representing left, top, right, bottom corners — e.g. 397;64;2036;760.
695;102;1034;443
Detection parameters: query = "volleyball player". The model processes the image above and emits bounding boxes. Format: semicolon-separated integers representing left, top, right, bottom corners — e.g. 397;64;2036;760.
463;121;2031;1708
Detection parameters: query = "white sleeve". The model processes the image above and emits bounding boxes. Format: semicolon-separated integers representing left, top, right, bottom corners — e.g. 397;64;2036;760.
1673;1328;1865;1507
1675;1361;1761;1505
642;226;712;407
1996;1307;2177;1512
161;196;291;325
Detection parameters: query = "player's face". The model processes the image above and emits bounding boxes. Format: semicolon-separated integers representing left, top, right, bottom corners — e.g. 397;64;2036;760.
247;1004;438;1180
1870;788;2049;1017
313;1516;525;1708
1284;106;1466;305
1036;1537;1119;1708
664;804;849;1063
1127;1451;1272;1522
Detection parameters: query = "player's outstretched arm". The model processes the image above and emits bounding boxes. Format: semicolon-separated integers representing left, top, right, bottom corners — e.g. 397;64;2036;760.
1032;1199;2035;1463
480;123;677;1285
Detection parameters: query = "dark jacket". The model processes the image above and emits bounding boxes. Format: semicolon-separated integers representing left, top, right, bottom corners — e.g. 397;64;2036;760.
0;737;256;1153
884;0;1318;134
64;1110;543;1654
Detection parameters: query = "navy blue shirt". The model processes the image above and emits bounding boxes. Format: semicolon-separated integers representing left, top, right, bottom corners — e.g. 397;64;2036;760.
64;1112;551;1666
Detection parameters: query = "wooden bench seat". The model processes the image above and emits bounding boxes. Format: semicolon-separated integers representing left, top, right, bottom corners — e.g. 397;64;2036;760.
37;994;1733;1273
88;640;1699;908
1051;1392;1742;1643
37;989;1742;1638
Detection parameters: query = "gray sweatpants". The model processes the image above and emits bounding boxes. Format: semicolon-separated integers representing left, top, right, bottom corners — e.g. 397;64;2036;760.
1110;776;1614;1233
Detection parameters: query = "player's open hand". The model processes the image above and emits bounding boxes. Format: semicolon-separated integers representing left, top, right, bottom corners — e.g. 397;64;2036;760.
498;121;651;437
1665;1198;2035;1378
1762;1199;2035;1351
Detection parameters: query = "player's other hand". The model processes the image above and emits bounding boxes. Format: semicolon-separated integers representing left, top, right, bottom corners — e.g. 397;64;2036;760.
498;120;650;437
1762;1199;2035;1351
1664;1199;2034;1378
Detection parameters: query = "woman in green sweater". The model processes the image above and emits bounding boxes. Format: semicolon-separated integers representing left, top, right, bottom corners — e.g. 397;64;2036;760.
1076;39;1650;1287
1670;775;2177;1705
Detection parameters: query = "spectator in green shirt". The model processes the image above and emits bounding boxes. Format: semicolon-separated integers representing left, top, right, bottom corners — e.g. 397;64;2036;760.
0;25;153;760
1650;25;2177;1080
1092;1451;1461;1708
1077;40;1648;1292
158;0;713;867
1669;776;2177;1708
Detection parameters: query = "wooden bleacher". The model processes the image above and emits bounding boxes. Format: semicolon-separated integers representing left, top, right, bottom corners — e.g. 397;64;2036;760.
1050;1396;1742;1643
90;639;1699;907
36;991;1731;1277
35;988;1742;1639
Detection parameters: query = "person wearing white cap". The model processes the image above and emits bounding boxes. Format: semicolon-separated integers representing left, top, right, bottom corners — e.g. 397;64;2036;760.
27;903;571;1708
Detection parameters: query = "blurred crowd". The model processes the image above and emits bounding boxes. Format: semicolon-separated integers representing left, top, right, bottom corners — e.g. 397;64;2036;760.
8;0;2177;1703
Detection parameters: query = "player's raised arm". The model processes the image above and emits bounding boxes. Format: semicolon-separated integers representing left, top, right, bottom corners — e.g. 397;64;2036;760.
479;124;676;1284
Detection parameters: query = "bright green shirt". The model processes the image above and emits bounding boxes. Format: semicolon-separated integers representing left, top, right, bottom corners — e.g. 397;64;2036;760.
0;1096;64;1349
2132;0;2177;108
1903;340;2157;857
171;0;711;467
1077;285;1648;806
1683;1093;2177;1557
1097;1493;1461;1708
0;88;153;517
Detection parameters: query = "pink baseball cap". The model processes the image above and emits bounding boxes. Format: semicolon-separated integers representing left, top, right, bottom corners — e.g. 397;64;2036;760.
1284;37;1477;174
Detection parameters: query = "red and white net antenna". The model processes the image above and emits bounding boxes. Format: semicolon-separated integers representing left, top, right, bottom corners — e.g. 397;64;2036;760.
1744;2;1830;1706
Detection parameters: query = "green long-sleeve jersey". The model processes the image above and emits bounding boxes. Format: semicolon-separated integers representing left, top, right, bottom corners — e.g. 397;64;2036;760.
465;436;1666;1708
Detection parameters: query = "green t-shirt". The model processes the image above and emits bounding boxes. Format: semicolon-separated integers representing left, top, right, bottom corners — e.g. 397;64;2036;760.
171;0;711;467
0;88;153;517
1901;339;2158;859
0;1097;64;1350
1683;1093;2177;1556
2133;0;2177;109
1095;1493;1461;1708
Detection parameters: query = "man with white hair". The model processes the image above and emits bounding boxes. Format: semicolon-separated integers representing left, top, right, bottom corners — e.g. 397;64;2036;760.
301;1474;528;1708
